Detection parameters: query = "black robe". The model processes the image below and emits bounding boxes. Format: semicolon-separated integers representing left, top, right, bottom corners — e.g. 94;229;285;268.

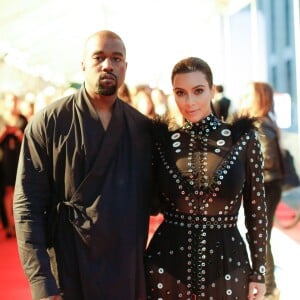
14;86;153;300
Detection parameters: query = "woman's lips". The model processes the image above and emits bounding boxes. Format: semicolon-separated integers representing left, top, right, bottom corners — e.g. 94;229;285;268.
186;109;198;114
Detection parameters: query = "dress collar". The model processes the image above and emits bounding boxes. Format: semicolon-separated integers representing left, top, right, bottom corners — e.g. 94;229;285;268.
183;113;221;132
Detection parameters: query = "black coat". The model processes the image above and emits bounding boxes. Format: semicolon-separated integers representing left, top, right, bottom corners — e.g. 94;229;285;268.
212;96;231;121
14;86;153;300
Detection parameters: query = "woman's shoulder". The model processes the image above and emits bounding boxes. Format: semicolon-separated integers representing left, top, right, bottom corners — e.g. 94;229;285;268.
152;117;171;142
228;114;258;144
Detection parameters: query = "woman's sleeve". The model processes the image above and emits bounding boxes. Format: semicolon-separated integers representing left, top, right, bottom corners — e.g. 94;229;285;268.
242;130;267;283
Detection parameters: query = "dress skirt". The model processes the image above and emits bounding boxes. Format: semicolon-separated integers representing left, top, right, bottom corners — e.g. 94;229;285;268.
145;214;251;300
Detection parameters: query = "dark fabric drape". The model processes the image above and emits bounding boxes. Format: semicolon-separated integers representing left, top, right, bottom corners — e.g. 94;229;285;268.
14;86;153;300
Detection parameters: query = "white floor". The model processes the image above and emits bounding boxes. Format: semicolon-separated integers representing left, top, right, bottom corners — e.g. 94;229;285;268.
238;210;300;300
271;227;300;300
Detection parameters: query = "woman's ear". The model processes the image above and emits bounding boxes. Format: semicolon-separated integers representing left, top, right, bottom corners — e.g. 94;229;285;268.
211;84;217;100
212;84;217;96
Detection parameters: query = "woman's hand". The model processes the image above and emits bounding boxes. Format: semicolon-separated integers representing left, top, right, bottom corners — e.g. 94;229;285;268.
248;282;266;300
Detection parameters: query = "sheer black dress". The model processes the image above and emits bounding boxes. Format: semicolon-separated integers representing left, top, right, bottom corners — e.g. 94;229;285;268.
145;114;267;299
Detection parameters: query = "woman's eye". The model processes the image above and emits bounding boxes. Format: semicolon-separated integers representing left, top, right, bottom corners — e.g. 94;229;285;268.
195;88;204;94
175;90;185;97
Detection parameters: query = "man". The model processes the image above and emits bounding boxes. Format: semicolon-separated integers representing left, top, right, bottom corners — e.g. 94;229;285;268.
14;30;153;300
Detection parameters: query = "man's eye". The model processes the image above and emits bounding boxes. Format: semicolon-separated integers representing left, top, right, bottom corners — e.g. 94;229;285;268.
112;57;122;62
94;56;104;62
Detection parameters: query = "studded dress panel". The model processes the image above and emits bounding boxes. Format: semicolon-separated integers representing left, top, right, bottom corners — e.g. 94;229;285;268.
145;114;267;299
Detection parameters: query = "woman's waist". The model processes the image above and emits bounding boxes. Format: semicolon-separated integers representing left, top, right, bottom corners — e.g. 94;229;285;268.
162;210;238;229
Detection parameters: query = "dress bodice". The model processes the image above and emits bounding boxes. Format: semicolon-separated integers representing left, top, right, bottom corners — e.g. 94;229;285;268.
155;114;264;217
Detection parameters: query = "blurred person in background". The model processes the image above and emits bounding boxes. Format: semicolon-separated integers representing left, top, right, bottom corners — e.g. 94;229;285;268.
0;148;7;231
0;93;27;238
2;93;22;126
212;84;231;121
0;99;7;231
118;82;133;105
165;93;184;127
19;99;35;121
145;57;267;300
151;88;168;117
133;88;156;118
239;81;284;300
13;30;153;300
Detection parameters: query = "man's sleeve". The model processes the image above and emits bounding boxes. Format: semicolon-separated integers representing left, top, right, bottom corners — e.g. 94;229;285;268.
13;119;59;300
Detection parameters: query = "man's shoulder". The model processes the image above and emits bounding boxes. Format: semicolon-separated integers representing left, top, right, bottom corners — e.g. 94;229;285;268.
27;93;77;134
44;93;76;115
121;100;152;123
34;94;76;121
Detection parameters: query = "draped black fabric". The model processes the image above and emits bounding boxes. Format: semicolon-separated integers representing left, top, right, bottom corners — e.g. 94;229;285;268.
14;86;153;300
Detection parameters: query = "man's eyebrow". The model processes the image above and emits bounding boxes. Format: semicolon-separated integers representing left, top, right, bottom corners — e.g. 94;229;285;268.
92;50;124;57
111;51;124;57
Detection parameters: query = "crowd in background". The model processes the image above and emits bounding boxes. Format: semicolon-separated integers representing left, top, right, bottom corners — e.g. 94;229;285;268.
0;82;299;239
0;93;29;237
0;82;233;131
0;82;300;240
0;82;207;238
0;84;299;218
0;75;300;300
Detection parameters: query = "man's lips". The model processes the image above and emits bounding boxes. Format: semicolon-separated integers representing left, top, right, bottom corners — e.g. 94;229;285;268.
100;73;116;81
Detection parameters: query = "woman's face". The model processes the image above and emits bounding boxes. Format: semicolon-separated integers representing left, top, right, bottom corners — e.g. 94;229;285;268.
172;71;214;123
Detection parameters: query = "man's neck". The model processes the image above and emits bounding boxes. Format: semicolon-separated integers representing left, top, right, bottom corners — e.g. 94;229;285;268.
97;109;112;130
90;95;116;130
89;92;116;109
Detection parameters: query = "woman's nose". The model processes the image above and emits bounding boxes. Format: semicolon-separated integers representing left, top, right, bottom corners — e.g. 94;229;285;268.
185;94;197;106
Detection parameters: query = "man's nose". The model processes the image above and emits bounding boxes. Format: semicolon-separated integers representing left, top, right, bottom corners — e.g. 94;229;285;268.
102;58;113;71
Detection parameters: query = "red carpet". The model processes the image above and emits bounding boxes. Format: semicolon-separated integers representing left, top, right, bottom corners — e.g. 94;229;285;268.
0;203;299;299
148;214;164;245
0;229;31;299
274;201;300;243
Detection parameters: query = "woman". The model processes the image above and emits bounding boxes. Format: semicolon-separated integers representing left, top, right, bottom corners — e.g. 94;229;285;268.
240;82;284;300
145;57;267;299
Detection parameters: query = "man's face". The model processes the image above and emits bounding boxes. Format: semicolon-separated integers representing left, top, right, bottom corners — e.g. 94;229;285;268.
82;34;127;97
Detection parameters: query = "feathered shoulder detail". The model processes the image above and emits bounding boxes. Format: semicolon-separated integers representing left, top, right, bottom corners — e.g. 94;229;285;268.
151;116;170;143
229;114;258;144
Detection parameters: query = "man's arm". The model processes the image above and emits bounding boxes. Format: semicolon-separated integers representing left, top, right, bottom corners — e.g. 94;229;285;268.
13;119;59;300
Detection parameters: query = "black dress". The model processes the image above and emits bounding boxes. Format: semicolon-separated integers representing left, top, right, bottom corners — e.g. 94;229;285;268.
145;114;267;299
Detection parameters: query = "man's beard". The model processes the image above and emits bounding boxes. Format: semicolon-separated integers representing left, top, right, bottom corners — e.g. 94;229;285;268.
97;72;118;96
97;84;117;96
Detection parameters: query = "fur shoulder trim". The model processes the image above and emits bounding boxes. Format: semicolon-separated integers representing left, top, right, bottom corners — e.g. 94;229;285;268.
229;114;258;144
152;116;170;142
